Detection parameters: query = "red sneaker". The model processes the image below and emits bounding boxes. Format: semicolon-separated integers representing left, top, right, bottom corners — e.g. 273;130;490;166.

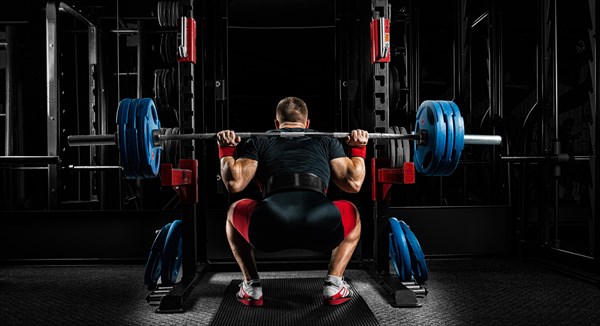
323;276;352;305
236;280;263;307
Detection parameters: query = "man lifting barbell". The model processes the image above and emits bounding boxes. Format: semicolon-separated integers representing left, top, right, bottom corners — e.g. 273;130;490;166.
217;96;369;307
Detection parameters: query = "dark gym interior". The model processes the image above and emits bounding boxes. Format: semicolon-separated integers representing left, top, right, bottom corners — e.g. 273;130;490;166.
1;0;599;325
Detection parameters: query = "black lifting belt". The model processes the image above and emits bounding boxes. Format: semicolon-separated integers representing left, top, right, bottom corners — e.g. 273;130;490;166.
263;173;326;197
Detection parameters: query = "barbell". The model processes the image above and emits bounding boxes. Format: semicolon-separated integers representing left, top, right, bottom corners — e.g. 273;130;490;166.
67;98;502;179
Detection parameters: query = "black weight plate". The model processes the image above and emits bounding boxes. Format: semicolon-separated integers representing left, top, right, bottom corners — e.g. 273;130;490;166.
393;126;404;167
399;127;410;163
163;128;171;164
388;127;396;168
173;127;180;163
157;1;162;27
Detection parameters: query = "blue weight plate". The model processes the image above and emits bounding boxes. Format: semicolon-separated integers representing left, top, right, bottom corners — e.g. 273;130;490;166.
389;217;412;282
432;101;455;176
447;101;465;176
125;98;140;179
144;222;172;289
125;98;139;179
389;233;402;279
398;220;428;284
116;99;131;178
414;101;446;175
135;99;149;178
161;219;183;286
135;98;152;178
136;99;161;178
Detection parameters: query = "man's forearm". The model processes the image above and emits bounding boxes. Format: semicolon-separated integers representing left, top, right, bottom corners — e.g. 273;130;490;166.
346;157;366;190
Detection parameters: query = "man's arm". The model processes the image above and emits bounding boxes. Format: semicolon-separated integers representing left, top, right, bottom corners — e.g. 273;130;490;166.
217;130;258;193
330;129;369;193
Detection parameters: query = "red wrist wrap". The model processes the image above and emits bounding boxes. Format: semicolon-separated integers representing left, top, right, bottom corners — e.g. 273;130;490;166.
218;146;237;159
349;146;366;159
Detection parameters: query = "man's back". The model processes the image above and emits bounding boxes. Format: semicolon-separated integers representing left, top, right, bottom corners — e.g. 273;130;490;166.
239;128;346;186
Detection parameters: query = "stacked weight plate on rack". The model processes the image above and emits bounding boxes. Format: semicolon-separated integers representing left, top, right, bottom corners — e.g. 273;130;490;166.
157;1;179;27
154;1;179;166
154;68;177;112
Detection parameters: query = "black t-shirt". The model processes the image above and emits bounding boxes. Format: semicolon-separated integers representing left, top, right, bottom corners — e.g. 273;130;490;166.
238;128;347;186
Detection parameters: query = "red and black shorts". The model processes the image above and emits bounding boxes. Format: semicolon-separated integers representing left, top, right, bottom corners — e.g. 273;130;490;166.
231;191;358;252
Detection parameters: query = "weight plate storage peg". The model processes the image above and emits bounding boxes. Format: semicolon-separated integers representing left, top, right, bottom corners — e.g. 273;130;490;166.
414;100;447;176
389;217;412;282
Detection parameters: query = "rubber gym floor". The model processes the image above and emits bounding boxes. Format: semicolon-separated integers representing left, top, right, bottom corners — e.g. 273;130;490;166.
1;257;599;325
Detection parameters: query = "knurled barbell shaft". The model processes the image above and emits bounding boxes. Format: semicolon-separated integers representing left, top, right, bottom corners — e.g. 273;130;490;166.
157;131;419;142
67;131;502;147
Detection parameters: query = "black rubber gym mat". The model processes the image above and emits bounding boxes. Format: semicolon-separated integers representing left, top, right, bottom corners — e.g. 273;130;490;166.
210;278;380;326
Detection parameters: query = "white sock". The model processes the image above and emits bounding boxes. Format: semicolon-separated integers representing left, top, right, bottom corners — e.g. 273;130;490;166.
242;279;262;299
324;275;343;287
244;279;261;287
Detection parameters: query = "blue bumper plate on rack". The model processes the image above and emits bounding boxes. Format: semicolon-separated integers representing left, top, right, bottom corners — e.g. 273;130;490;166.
389;217;412;282
399;220;428;284
144;222;172;289
161;219;183;286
